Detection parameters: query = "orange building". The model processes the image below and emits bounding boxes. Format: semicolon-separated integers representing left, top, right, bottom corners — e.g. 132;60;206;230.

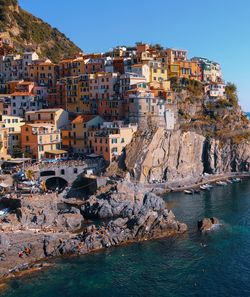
168;60;201;81
21;123;61;160
28;59;59;87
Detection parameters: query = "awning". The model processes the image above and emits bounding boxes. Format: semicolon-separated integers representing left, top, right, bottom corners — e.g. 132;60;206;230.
86;153;100;158
4;158;31;164
45;150;67;155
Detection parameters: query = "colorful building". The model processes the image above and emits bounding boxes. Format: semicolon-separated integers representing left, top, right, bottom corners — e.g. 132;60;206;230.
25;108;69;129
87;121;137;162
21;123;61;161
71;115;104;153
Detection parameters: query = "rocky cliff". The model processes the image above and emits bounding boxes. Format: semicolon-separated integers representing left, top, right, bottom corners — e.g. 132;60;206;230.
125;128;250;183
124;89;250;183
0;0;81;61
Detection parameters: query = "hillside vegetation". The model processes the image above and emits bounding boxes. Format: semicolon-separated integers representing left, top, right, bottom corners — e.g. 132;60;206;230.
0;0;81;62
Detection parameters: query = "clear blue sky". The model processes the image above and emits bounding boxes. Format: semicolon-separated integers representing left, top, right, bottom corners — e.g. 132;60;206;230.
19;0;250;111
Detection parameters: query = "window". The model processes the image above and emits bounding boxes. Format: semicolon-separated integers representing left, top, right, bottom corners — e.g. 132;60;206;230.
121;138;125;143
61;169;65;175
74;168;78;174
39;145;44;152
26;136;29;141
111;138;117;144
112;147;118;153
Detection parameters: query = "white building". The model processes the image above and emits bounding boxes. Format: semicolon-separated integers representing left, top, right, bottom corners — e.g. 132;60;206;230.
0;52;39;83
131;64;150;82
208;83;226;98
10;92;42;117
164;109;176;130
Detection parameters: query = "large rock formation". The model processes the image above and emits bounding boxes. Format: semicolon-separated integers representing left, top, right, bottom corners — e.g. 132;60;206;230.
124;128;250;183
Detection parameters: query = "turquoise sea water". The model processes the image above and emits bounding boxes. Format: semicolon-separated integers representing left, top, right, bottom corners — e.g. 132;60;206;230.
2;179;250;297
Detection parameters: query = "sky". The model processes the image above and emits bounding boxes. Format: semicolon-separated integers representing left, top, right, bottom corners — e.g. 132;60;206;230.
19;0;250;110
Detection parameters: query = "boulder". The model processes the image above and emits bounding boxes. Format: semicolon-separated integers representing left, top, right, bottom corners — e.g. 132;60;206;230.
198;217;220;232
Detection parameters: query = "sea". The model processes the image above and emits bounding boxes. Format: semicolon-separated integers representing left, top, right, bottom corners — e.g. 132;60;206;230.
2;179;250;297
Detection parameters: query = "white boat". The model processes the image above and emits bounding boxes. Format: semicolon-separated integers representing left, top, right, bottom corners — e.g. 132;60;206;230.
0;208;10;217
200;185;209;190
184;190;193;195
216;181;227;186
204;184;213;188
233;178;241;183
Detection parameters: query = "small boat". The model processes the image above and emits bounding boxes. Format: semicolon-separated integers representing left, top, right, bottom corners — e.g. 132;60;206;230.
200;185;209;191
184;190;193;195
0;208;10;217
233;178;241;183
204;184;213;188
216;181;227;186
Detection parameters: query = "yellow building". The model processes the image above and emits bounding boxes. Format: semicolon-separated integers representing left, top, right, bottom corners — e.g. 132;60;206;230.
71;115;104;154
1;115;25;155
61;125;72;151
0;123;11;160
148;61;168;83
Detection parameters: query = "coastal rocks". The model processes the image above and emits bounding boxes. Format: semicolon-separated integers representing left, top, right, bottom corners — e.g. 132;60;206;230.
80;181;166;220
0;194;85;232
57;213;84;231
0;181;188;280
198;217;220;232
54;201;187;257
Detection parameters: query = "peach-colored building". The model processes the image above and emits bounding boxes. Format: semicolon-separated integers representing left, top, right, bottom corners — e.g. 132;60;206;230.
87;122;137;162
21;123;61;160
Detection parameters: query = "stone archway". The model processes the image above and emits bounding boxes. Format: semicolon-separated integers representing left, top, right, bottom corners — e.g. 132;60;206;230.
45;177;68;192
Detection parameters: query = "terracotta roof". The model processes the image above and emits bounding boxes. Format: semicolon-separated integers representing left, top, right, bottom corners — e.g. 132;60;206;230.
132;64;143;68
25;123;54;128
11;92;34;96
26;108;61;114
71;115;96;124
38;62;56;66
18;81;34;85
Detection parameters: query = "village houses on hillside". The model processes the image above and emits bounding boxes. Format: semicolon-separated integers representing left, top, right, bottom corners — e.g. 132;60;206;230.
0;37;225;163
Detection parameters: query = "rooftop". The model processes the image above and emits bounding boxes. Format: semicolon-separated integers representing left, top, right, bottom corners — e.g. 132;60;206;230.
72;114;97;124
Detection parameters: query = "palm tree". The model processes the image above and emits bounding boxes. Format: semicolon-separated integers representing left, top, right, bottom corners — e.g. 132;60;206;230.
26;169;34;181
40;180;47;192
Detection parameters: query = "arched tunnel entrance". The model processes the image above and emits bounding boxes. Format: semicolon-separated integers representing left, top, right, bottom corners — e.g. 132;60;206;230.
45;177;68;192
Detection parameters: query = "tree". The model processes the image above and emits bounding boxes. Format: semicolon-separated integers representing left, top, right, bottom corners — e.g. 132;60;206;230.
12;146;23;158
26;169;34;181
225;82;238;106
